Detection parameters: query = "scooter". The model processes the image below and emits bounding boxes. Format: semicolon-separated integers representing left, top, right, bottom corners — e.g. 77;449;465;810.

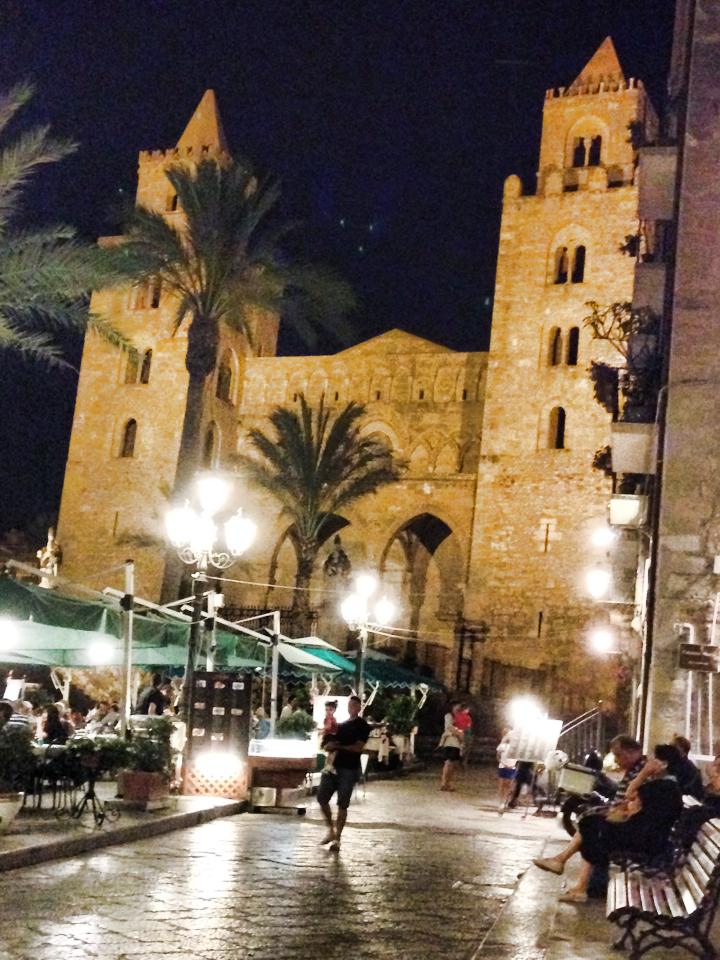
556;755;618;836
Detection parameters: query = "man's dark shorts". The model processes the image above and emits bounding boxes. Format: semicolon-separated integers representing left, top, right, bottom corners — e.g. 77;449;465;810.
317;768;358;810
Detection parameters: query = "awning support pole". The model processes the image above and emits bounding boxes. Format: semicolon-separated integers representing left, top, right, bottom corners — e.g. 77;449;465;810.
269;610;281;737
119;559;134;738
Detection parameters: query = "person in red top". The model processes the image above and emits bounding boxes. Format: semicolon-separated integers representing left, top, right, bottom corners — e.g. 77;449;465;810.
454;703;473;768
321;700;339;775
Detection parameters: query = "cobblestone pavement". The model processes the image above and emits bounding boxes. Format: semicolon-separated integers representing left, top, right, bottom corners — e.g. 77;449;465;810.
0;769;552;960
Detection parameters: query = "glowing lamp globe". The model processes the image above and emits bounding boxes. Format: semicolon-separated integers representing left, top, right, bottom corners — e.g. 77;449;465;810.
341;594;366;626
355;573;378;598
224;510;257;557
590;628;615;654
373;596;396;627
585;566;612;600
196;475;230;517
165;502;195;548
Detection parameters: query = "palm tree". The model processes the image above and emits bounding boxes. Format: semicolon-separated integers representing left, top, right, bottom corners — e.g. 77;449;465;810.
122;158;355;500
235;394;401;621
0;82;130;365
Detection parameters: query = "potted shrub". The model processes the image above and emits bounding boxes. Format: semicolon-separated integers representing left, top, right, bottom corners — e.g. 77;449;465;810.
0;727;35;832
386;696;418;762
118;717;175;808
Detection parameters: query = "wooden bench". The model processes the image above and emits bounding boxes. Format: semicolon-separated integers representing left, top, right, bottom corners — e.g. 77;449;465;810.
607;817;720;959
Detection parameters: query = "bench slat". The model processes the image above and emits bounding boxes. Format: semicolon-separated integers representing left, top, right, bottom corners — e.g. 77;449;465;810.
694;832;720;864
700;822;720;852
687;851;712;889
675;873;700;915
607;871;622;917
650;880;673;917
663;882;686;918
627;875;642;909
638;877;654;914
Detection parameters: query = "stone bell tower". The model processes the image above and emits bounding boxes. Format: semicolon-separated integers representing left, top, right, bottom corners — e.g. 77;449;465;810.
464;40;657;713
57;91;279;601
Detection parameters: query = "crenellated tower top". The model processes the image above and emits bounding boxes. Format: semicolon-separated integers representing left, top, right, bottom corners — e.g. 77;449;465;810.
526;37;658;197
136;89;231;211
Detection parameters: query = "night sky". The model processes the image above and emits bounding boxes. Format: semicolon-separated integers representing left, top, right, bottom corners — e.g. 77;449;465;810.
0;0;675;534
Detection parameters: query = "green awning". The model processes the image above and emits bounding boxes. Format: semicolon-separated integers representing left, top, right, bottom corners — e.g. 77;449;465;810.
0;577;264;669
350;652;445;690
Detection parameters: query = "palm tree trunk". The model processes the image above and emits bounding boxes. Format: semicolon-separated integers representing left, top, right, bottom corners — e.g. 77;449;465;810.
291;542;317;635
160;373;208;604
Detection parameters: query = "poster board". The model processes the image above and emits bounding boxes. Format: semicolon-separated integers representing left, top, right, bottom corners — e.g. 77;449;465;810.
505;717;562;763
2;678;25;701
313;695;350;727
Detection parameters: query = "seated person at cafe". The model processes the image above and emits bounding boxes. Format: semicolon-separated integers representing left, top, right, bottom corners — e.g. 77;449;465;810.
671;734;704;799
4;700;34;738
41;704;73;745
0;701;13;732
85;701;116;734
136;674;167;716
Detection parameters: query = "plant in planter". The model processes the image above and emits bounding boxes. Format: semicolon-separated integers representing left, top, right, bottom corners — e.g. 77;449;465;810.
386;696;419;762
275;710;315;739
0;727;35;831
119;717;175;806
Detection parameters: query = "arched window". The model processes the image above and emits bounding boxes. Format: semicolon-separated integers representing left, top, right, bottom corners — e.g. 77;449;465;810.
571;245;586;283
587;136;602;166
149;279;162;309
166;193;178;212
120;419;137;458
202;422;219;468
566;328;580;366
216;351;233;401
129;284;145;311
554;247;569;284
572;137;586;168
124;349;139;384
140;349;152;384
548;327;563;366
548;407;566;450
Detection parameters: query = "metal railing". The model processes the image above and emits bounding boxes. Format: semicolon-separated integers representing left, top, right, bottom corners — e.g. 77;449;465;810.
557;703;606;762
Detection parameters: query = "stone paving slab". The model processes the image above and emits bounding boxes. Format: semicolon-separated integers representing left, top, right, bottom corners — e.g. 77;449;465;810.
0;785;244;874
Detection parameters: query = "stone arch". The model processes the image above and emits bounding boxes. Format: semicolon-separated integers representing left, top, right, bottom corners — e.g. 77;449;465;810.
307;369;328;403
408;443;431;475
564;115;610;169
202;421;220;468
369;369;392;403
391;369;411;402
547;225;592;285
215;347;238;403
265;515;350;606
379;513;464;675
435;441;459;475
361;419;402;452
433;365;456;403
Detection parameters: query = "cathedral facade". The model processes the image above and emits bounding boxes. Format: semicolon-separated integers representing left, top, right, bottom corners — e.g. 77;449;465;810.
57;40;656;716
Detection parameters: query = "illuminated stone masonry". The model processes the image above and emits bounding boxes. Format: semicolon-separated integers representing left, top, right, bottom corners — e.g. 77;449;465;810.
58;41;656;714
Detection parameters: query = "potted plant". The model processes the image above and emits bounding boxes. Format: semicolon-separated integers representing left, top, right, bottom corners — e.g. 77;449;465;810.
0;727;35;832
386;696;418;762
275;710;315;740
118;717;175;808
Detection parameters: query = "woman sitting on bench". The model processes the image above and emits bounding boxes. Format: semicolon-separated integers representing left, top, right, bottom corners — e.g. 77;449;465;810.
533;744;684;903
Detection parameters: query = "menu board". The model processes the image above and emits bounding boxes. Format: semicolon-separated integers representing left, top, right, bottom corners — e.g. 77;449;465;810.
189;671;252;759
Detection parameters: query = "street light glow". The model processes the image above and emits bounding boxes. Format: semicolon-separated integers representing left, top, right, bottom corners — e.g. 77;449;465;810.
591;526;616;548
589;628;615;654
508;695;545;726
196;474;230;517
88;640;114;665
355;573;378;598
373;595;396;626
340;593;366;625
224;509;257;557
165;501;195;548
585;566;612;599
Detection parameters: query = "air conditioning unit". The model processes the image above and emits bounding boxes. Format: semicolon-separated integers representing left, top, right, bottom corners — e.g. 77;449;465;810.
610;422;657;475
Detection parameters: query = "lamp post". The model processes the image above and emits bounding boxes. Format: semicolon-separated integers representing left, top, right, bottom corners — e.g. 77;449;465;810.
340;573;395;701
165;474;257;746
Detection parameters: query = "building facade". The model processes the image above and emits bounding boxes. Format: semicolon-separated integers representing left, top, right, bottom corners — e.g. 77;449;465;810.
57;43;656;716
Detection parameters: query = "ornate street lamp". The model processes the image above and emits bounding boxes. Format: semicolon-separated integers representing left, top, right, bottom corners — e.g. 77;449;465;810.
165;474;257;749
340;573;396;701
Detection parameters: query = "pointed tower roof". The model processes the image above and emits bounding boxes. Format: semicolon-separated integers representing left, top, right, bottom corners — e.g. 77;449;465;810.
570;37;625;89
176;89;229;153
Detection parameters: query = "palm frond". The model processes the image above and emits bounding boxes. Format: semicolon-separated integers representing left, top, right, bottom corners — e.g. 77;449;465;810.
0;125;76;226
